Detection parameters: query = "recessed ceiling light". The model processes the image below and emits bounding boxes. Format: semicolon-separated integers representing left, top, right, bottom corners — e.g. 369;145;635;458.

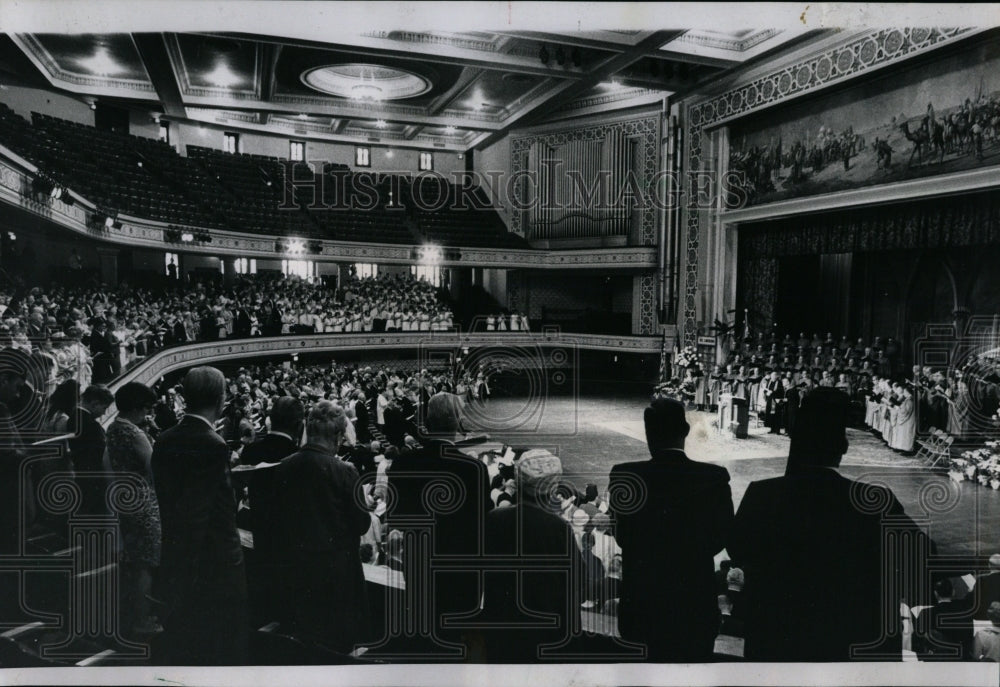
78;46;125;77
206;60;241;88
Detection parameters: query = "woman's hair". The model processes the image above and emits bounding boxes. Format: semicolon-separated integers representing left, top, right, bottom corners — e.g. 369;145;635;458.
306;400;348;443
114;382;157;413
47;379;79;418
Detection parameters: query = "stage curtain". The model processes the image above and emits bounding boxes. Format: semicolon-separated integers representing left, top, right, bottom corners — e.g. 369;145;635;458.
739;191;1000;258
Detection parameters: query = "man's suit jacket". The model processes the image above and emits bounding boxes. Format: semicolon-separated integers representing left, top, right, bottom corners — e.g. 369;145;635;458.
729;465;929;662
151;416;244;604
240;432;297;467
974;572;1000;620
387;437;493;628
353;400;370;443
272;443;372;652
150;414;247;664
609;449;733;660
481;502;584;662
68;408;108;516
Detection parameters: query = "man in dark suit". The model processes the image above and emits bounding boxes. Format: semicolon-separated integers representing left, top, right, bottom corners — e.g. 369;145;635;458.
608;396;733;662
386;392;492;659
240;397;301;466
0;348;31;556
481;449;584;662
729;387;930;661
233;302;252;339
914;577;975;661
151;366;248;665
233;397;303;628
87;319;115;384
975;554;1000;621
763;370;785;434
273;401;372;654
353;391;371;443
68;385;114;517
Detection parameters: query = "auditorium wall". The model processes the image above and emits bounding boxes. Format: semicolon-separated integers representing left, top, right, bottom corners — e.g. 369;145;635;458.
506;270;633;334
1;85;95;127
473;136;511;229
168;121;466;177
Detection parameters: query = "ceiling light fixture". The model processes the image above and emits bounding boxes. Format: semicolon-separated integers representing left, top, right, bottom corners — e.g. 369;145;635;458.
444;125;457;135
78;46;125;76
206;60;242;88
375;119;387;128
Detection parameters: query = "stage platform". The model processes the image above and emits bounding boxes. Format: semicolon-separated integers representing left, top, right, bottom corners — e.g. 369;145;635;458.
467;393;1000;559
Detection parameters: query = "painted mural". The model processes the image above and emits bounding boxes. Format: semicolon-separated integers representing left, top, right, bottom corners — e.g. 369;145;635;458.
727;35;1000;207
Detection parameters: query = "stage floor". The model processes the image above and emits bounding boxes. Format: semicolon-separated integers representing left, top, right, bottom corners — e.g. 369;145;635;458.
469;392;999;559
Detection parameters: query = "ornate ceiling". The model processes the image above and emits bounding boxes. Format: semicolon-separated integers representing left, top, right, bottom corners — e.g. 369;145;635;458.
1;28;813;151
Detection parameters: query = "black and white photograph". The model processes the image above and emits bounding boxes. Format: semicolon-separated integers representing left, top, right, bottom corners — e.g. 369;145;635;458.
0;2;998;685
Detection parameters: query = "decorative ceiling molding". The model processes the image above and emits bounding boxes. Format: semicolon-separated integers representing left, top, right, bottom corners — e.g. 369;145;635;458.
673;29;783;53
12;33;156;94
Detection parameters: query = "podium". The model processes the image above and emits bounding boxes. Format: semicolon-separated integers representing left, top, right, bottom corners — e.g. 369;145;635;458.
731;397;749;438
719;393;750;439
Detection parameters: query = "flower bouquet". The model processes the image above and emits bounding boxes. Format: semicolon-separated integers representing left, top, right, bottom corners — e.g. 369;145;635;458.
674;345;698;370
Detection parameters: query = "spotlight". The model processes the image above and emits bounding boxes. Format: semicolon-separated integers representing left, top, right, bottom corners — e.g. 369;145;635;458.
180;232;195;242
286;238;305;254
444;125;457;135
375;119;387;128
539;45;550;65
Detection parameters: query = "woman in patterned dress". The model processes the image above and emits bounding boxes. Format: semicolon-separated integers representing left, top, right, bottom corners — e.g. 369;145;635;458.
105;382;162;637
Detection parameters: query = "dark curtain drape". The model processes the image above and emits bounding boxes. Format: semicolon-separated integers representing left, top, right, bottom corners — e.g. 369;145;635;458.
737;191;1000;335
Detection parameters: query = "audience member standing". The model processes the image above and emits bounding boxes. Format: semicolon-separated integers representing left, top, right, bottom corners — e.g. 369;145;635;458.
105;382;161;637
0;349;32;556
387;392;492;656
729;387;930;661
152;366;248;665
609;397;733;662
68;385;114;516
273;401;371;654
763;370;785;434
481;449;583;662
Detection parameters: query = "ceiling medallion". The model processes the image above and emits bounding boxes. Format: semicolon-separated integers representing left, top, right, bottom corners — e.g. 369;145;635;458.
301;63;432;101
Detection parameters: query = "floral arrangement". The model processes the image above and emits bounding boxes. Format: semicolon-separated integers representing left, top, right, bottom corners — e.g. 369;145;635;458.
653;378;682;402
950;442;1000;489
674;345;698;370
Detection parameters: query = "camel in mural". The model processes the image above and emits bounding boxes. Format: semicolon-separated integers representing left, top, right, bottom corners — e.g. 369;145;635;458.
900;119;945;167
